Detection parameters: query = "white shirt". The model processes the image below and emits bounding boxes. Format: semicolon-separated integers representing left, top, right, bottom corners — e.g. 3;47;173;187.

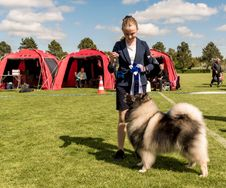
126;43;136;64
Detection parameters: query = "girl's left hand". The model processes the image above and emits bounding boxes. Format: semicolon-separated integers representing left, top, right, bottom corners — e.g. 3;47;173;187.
136;64;146;72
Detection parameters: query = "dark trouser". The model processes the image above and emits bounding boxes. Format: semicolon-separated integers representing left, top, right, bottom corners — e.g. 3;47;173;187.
159;79;163;91
211;74;220;85
78;80;86;88
116;85;147;111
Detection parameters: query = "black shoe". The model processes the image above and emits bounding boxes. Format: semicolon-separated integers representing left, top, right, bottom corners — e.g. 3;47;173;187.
210;84;212;87
114;149;125;160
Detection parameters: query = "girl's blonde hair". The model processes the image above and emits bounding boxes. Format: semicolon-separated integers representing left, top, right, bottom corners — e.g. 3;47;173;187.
121;15;138;30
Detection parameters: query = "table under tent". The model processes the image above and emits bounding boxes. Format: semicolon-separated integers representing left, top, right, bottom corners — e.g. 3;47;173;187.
53;49;115;90
0;49;59;90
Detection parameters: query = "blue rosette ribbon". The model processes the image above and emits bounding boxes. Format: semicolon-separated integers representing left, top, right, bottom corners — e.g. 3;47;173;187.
129;63;144;95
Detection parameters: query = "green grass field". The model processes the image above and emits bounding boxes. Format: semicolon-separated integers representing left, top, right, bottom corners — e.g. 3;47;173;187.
0;73;226;188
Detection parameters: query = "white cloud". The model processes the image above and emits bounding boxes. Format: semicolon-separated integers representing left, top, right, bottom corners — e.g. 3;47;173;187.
56;6;74;13
95;23;170;36
0;0;71;40
0;0;54;8
95;24;121;33
6;9;63;23
176;26;203;38
122;0;144;5
95;23;169;37
138;23;170;36
133;0;217;24
0;19;65;40
216;24;226;32
224;5;226;12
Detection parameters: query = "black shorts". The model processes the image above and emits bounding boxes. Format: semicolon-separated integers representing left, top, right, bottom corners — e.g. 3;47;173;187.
116;85;146;111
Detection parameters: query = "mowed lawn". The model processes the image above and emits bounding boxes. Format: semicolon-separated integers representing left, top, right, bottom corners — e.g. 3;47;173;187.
0;73;226;188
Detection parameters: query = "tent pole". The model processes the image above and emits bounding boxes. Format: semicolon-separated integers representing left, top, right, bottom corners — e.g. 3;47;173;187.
37;70;42;90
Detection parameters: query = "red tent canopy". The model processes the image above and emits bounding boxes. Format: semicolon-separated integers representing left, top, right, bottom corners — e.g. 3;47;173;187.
0;49;59;90
53;49;115;90
150;49;180;90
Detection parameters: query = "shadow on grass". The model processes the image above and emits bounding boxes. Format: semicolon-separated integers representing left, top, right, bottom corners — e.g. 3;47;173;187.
194;83;211;88
204;115;226;122
219;129;226;132
195;83;226;88
59;135;197;174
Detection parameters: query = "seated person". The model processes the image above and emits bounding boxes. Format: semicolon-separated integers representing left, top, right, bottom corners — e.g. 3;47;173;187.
149;61;168;91
75;67;87;88
156;62;165;92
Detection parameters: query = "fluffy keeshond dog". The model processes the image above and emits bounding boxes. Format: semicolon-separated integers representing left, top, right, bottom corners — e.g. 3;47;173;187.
125;93;209;177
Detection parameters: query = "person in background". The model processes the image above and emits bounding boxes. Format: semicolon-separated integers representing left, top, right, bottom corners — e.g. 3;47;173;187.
97;60;104;79
108;15;155;160
76;67;87;88
156;62;165;92
210;58;223;87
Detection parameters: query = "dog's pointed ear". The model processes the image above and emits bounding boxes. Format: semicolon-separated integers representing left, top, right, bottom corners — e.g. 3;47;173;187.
124;93;135;104
142;93;150;101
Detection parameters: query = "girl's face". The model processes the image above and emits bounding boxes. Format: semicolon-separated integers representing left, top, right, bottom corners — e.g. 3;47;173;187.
123;23;137;43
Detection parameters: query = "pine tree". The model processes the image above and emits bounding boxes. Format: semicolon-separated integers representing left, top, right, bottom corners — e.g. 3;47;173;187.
19;37;38;49
176;41;192;70
152;42;166;52
77;37;97;50
47;40;67;60
0;41;11;58
201;42;223;69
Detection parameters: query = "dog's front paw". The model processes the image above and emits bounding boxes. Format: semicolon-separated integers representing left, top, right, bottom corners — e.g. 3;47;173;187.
199;174;208;178
138;168;147;173
199;170;208;178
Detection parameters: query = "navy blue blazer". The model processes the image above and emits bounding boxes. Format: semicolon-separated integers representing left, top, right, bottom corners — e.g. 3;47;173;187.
112;38;154;87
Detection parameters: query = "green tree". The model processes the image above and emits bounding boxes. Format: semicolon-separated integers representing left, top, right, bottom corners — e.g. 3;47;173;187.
77;37;97;50
191;57;201;68
201;42;223;70
47;40;67;60
167;48;177;60
152;41;166;52
19;37;38;50
176;41;192;70
167;48;179;68
0;41;11;58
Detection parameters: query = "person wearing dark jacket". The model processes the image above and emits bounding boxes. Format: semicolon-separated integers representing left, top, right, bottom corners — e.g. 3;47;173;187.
210;58;223;87
108;15;155;160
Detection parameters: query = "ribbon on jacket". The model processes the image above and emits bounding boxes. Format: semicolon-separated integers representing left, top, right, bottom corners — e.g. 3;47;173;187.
117;71;125;79
129;63;143;95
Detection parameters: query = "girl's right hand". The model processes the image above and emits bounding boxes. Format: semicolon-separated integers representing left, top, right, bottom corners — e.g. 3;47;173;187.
109;52;119;62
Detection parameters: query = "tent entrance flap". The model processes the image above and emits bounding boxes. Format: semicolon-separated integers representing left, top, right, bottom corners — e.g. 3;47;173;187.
63;56;104;88
3;59;42;88
44;58;58;80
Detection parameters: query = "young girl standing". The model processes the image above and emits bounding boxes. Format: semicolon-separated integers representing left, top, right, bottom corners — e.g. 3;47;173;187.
108;15;155;160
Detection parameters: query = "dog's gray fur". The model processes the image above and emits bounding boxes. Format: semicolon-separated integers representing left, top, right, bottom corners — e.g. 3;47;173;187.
125;93;209;177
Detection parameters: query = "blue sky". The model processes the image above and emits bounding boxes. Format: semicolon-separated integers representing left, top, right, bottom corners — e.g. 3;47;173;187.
0;0;226;57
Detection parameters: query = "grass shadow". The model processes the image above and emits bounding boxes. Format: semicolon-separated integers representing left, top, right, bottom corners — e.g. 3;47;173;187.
59;135;198;174
59;135;137;169
154;155;196;174
195;83;226;89
219;129;226;132
204;115;226;122
194;83;211;88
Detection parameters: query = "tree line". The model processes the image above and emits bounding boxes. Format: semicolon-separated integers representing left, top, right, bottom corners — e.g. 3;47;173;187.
0;37;224;70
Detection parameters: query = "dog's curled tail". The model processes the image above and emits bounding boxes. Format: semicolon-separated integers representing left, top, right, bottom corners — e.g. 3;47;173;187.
168;103;204;125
